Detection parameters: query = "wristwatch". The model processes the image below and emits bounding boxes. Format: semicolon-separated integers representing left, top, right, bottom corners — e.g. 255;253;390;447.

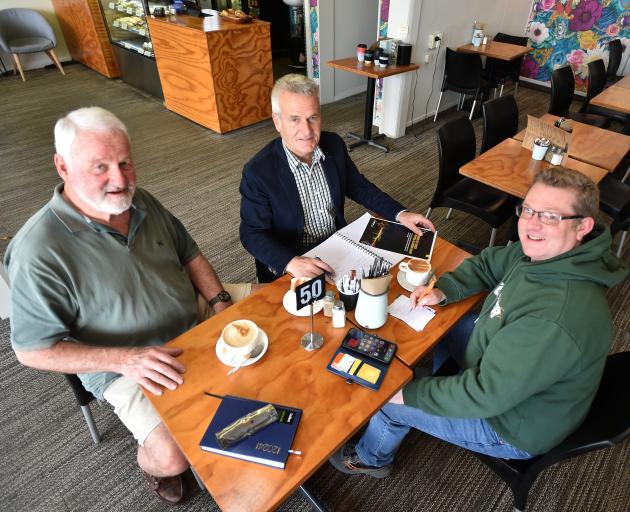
209;290;231;307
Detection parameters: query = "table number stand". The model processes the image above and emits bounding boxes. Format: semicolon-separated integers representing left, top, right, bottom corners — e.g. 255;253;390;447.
294;274;326;351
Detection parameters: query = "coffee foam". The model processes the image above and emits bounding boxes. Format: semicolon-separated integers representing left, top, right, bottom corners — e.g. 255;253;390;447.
408;259;431;273
223;321;257;347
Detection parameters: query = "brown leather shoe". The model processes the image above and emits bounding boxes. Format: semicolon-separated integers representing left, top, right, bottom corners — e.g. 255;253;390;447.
142;471;184;505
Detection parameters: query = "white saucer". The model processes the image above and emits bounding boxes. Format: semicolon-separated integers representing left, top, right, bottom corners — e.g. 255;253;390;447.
282;290;324;317
215;330;269;368
397;271;434;292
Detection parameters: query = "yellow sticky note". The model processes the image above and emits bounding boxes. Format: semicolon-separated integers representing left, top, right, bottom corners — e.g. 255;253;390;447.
357;363;381;384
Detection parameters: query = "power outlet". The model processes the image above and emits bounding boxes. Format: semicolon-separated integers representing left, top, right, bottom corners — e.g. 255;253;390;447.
428;32;444;49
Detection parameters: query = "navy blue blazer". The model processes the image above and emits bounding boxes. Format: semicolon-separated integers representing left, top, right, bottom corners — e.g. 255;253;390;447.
239;132;405;282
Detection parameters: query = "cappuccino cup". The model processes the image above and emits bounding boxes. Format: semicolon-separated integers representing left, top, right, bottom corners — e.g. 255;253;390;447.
221;319;259;360
398;259;432;286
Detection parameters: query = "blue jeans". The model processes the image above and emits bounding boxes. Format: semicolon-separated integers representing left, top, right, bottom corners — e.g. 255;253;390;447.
355;314;534;466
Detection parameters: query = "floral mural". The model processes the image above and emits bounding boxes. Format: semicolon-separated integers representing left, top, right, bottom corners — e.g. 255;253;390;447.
522;0;630;91
309;0;320;81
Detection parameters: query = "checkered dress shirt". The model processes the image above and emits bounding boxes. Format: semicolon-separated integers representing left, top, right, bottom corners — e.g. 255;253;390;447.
283;143;336;251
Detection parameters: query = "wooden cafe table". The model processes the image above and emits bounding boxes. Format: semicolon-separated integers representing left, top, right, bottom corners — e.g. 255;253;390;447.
327;57;420;153
513;113;630;171
590;76;630;115
145;274;412;512
145;236;480;511
457;41;531;62
460;137;609;199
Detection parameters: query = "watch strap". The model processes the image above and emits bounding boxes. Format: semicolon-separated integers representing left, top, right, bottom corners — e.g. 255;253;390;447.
208;290;231;307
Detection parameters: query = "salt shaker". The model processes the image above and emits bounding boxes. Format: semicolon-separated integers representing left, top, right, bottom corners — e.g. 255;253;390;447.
323;291;336;317
332;300;346;328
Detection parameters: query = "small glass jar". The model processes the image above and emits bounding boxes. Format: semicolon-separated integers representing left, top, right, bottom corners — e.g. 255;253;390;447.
332;300;346;328
323;291;336;317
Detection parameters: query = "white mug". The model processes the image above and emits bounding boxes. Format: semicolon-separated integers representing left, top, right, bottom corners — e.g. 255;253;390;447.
398;259;432;286
531;142;549;161
221;319;259;360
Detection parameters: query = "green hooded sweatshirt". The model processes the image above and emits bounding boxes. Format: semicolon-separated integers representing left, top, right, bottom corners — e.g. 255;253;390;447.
402;225;628;454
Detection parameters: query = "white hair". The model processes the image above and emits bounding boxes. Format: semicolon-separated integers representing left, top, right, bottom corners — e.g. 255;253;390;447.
54;107;129;160
271;74;319;115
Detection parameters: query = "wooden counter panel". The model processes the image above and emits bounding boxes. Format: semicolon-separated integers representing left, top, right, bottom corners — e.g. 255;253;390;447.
52;0;119;78
148;18;220;132
207;24;273;133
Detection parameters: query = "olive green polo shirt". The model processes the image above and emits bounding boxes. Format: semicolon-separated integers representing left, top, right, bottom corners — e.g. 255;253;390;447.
4;185;200;398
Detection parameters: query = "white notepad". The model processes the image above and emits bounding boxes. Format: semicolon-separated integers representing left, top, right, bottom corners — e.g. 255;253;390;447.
302;213;406;279
388;295;436;332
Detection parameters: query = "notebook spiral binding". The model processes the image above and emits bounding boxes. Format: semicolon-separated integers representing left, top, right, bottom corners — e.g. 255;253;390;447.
334;233;395;265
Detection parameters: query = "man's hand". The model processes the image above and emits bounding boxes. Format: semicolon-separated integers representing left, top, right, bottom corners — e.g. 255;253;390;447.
398;211;435;234
119;346;186;396
286;256;335;282
410;286;445;309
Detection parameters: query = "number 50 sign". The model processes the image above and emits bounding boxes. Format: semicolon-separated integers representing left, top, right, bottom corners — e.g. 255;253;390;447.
294;273;326;311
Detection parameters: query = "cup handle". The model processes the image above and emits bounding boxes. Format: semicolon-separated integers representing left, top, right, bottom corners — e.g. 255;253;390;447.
398;262;408;272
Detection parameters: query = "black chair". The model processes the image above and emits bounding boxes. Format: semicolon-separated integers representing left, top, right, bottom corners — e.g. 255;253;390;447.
427;116;513;247
64;374;101;443
434;48;487;122
481;95;519;154
606;39;623;86
580;59;607;114
582;58;630;127
599;175;630;257
470;351;630;512
549;66;610;129
485;33;529;98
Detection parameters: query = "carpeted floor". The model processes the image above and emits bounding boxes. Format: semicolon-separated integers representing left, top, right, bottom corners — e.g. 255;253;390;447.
0;64;628;512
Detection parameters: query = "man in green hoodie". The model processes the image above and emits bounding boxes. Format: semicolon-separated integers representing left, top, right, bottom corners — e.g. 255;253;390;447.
330;166;628;478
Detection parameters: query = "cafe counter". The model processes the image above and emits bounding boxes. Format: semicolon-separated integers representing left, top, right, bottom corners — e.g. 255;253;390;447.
147;12;273;133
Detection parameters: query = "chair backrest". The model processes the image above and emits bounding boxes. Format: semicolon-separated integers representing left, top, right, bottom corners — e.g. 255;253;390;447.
481;95;519;153
606;39;622;81
0;8;56;52
435;116;476;200
548;351;630;460
582;59;607;112
488;33;529;78
443;47;483;91
549;65;575;116
611;198;630;237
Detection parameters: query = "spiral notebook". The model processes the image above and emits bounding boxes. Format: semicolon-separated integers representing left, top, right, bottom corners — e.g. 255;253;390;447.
303;213;406;279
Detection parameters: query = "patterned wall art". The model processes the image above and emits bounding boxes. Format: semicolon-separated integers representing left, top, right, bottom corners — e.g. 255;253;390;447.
309;0;320;81
522;0;630;91
374;0;390;126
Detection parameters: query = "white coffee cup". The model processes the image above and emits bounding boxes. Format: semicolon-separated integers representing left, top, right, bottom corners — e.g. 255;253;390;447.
221;319;259;360
531;139;550;161
398;259;432;286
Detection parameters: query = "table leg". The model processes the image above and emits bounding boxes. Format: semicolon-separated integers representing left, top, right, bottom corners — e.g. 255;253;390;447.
298;484;329;512
347;76;389;153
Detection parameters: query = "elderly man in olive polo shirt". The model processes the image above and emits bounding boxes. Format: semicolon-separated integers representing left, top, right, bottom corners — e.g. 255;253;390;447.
4;107;249;505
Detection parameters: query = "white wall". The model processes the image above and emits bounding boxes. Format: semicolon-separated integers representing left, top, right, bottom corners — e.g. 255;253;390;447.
318;0;380;104
404;0;533;125
0;0;70;73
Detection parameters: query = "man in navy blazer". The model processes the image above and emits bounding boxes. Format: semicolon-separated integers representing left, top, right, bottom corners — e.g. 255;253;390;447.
240;74;434;282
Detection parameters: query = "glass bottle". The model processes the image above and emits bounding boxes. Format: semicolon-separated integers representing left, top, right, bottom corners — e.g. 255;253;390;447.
323;291;336;317
332;300;346;328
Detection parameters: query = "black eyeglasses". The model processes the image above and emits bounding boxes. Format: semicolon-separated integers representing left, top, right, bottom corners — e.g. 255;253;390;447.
515;205;584;226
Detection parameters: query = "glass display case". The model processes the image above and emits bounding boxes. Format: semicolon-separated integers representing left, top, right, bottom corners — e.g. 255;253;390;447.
97;0;165;97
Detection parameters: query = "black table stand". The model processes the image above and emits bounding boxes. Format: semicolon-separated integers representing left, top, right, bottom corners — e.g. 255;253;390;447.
347;76;389;153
